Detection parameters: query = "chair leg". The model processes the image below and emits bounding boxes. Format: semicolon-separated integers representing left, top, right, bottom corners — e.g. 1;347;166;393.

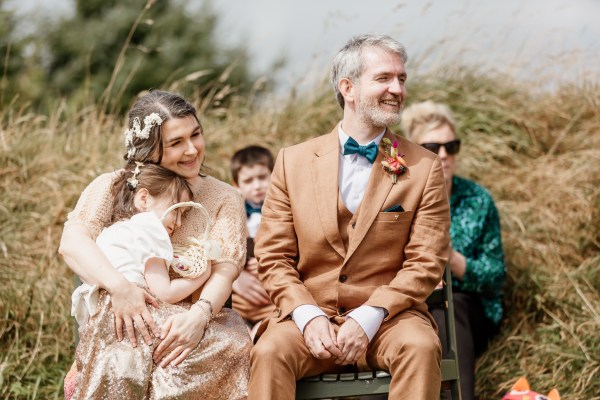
444;266;462;400
450;380;460;400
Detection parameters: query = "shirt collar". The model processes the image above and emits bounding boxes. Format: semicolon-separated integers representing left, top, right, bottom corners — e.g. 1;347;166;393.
338;124;386;155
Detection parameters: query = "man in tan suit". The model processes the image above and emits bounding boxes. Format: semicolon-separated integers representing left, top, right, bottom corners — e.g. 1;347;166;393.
249;34;451;400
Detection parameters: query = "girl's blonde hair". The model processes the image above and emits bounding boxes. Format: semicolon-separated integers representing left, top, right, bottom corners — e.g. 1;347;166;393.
401;101;457;142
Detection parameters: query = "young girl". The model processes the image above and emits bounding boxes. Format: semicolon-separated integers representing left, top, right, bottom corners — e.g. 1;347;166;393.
71;162;212;327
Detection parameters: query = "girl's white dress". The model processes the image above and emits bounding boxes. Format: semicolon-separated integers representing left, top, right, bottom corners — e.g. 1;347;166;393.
71;211;173;325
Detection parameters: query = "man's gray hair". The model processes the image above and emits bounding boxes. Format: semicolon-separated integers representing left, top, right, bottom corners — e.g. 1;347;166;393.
330;34;408;109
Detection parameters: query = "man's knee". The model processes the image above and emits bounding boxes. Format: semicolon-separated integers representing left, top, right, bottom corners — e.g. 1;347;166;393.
251;328;300;367
395;329;441;363
409;331;440;355
381;321;441;367
251;335;280;364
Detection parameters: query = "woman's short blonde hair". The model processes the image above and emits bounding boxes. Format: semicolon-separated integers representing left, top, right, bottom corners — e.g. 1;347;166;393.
401;101;457;142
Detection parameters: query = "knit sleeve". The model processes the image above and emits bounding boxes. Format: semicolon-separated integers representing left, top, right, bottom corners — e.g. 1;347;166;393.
64;172;117;240
210;188;247;272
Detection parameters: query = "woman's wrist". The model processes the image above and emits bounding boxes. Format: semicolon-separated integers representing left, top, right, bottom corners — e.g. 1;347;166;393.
105;273;133;296
192;299;213;326
197;298;213;317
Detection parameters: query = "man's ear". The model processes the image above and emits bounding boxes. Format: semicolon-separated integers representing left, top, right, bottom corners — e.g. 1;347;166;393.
134;188;150;211
338;77;355;106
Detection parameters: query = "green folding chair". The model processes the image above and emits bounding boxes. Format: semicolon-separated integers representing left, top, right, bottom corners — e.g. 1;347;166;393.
295;265;461;399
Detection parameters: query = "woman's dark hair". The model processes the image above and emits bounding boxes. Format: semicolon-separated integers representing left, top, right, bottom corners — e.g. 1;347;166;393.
124;90;200;165
109;163;193;226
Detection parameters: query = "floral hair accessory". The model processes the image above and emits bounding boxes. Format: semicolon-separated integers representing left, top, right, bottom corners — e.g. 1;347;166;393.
124;112;163;159
381;138;408;184
127;161;145;190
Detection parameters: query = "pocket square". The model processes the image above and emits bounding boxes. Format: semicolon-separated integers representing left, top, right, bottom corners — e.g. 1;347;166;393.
383;204;404;212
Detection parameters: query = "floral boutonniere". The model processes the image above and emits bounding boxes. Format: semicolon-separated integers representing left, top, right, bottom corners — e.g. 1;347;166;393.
381;138;408;184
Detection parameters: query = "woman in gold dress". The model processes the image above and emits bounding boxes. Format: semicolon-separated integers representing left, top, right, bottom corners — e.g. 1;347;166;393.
60;90;251;399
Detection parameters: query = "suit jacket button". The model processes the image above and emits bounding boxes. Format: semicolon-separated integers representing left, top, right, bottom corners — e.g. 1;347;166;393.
339;275;347;283
351;222;356;229
339;307;346;314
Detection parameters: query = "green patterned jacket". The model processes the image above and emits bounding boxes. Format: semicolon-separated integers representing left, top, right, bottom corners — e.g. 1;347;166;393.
450;175;505;325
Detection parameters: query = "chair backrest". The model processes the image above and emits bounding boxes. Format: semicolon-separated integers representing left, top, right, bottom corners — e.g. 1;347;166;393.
295;265;461;399
429;264;462;399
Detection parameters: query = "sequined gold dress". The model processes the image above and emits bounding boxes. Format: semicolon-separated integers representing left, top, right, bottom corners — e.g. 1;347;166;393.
65;172;251;400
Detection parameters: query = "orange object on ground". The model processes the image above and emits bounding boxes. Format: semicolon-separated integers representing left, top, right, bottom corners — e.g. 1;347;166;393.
501;377;560;400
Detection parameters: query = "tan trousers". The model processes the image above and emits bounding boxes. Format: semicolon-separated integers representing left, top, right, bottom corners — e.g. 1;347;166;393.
248;309;441;400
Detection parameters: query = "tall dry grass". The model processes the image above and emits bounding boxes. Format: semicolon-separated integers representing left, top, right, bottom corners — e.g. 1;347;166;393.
0;67;599;399
420;72;600;398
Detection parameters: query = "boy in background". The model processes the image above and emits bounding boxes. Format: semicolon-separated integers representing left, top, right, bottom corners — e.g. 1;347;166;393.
230;145;276;338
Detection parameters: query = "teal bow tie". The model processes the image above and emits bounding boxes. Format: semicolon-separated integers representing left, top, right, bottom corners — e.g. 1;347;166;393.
245;202;262;217
343;137;378;164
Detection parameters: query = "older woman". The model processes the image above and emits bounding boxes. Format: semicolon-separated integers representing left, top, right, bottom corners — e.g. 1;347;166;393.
60;90;251;399
402;101;505;400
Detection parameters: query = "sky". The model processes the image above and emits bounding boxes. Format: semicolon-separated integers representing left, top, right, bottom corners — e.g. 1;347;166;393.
208;0;599;89
5;0;599;91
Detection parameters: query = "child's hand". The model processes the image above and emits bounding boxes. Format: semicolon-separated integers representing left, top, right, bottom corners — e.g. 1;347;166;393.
232;270;270;305
245;257;259;275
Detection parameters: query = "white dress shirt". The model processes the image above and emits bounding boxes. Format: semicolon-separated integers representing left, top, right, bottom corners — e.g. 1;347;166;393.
292;125;386;342
246;212;262;238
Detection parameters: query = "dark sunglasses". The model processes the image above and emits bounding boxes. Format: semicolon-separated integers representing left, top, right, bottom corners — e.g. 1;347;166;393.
420;139;461;155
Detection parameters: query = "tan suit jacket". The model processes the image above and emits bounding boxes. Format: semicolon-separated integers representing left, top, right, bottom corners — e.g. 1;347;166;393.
255;126;450;327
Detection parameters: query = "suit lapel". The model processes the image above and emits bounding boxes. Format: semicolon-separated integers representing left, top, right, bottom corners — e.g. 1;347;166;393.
312;129;346;258
345;130;408;262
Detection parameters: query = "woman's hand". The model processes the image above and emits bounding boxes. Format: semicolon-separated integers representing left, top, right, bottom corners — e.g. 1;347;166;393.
449;250;467;280
232;268;270;305
109;280;160;347
152;262;238;367
153;306;208;367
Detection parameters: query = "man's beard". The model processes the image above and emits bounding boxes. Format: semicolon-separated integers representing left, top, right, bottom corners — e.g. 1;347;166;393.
357;96;402;128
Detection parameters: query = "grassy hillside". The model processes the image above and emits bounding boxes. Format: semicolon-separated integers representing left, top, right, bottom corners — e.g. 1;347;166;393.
0;69;598;399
